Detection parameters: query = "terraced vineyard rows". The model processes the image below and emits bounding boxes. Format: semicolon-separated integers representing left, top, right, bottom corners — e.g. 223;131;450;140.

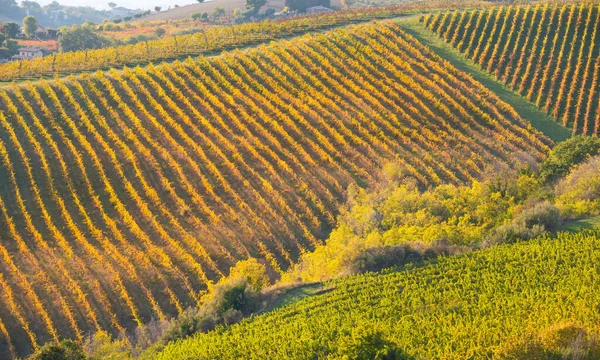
154;230;600;359
423;4;600;135
0;1;487;83
0;21;549;358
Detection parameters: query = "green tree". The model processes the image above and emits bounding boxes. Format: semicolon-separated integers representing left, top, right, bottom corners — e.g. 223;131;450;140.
58;24;111;52
23;15;38;38
154;28;166;37
5;39;18;53
539;136;600;183
154;6;162;12
0;22;20;38
212;7;225;18
246;0;267;14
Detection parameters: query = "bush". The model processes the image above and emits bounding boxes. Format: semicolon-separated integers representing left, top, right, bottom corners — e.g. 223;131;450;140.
539;136;600;184
555;155;600;218
161;258;270;343
346;245;422;274
83;331;130;360
337;327;413;360
123;34;155;45
28;339;86;360
516;201;561;233
487;201;560;245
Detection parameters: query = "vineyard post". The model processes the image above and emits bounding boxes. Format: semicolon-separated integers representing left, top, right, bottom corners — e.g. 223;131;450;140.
52;54;56;73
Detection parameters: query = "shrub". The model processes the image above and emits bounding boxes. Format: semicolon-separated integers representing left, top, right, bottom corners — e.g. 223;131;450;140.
555;155;600;218
83;331;130;359
337;327;413;360
28;339;86;360
539;136;600;184
487;201;560;245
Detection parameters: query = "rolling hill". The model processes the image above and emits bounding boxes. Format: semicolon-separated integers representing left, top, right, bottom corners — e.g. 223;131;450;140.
0;20;550;358
423;4;600;136
152;230;600;359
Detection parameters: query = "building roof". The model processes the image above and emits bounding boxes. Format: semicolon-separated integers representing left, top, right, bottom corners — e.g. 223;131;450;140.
18;47;43;52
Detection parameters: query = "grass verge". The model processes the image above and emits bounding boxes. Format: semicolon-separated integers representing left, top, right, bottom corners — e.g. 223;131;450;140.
399;17;571;143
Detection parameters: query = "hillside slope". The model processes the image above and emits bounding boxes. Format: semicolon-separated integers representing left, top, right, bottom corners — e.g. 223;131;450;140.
153;230;600;359
0;21;550;358
423;4;600;136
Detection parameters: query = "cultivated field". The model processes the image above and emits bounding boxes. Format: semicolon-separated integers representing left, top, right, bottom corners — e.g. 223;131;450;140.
0;21;550;358
154;230;600;359
424;4;600;135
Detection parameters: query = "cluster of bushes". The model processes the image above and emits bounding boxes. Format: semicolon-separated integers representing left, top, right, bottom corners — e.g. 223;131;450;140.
284;136;600;282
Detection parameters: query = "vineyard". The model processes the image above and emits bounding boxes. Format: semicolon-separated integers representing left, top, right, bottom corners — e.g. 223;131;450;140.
153;230;600;359
0;21;549;358
423;4;600;135
0;1;487;83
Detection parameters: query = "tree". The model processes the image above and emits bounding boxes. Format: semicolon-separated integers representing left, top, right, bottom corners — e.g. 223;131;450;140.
191;12;202;20
154;28;166;37
21;0;42;15
0;22;21;38
5;39;18;53
154;6;161;12
0;33;5;45
539;136;600;183
197;0;205;3
58;24;111;52
340;0;355;8
22;15;38;38
212;7;225;18
108;2;116;8
246;0;267;15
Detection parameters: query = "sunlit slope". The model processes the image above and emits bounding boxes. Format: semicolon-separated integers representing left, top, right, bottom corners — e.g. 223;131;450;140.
155;231;600;359
0;21;549;358
423;4;600;135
